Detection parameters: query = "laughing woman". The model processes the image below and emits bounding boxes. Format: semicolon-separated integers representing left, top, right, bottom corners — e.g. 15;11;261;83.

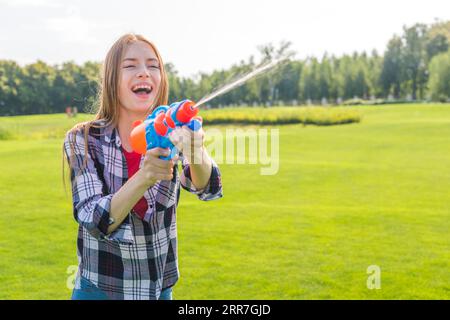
63;34;223;300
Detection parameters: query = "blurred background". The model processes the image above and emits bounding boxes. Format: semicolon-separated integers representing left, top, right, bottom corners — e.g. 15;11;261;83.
0;0;449;299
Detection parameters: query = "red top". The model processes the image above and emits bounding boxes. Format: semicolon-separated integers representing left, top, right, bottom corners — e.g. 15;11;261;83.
122;146;148;220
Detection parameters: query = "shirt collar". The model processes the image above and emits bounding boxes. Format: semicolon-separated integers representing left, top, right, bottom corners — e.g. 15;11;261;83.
102;122;122;148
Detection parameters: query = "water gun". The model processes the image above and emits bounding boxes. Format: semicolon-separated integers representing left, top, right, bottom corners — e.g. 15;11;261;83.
130;99;203;160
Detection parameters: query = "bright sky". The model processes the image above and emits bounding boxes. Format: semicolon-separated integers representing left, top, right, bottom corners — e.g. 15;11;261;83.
0;0;449;77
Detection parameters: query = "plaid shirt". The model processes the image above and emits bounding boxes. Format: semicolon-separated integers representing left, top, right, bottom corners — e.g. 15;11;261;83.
63;120;223;300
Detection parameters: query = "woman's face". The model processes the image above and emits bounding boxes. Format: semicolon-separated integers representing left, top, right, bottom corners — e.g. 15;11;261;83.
118;41;162;117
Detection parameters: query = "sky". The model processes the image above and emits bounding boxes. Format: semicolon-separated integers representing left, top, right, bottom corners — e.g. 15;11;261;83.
0;0;449;78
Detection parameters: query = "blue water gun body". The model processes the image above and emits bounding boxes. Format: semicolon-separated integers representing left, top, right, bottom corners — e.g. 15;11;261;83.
130;99;202;160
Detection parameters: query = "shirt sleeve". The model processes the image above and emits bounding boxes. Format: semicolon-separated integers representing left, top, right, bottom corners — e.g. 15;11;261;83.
63;129;113;239
179;152;223;201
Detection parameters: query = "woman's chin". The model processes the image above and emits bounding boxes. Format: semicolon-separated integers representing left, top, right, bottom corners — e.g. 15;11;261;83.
121;103;154;117
133;97;157;109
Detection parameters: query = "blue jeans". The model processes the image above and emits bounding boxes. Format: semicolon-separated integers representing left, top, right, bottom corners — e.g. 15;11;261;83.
71;276;173;300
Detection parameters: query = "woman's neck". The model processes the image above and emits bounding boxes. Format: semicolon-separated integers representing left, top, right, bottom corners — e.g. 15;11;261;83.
117;108;147;153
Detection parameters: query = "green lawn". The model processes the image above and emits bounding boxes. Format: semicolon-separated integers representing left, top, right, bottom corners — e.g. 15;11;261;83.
0;104;449;299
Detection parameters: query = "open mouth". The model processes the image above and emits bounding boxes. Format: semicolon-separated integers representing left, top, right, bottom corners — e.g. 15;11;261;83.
131;84;153;99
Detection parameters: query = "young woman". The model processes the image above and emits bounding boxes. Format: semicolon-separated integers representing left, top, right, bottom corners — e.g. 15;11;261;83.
63;34;223;300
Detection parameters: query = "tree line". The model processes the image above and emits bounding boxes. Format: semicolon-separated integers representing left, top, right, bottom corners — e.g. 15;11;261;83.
0;21;449;116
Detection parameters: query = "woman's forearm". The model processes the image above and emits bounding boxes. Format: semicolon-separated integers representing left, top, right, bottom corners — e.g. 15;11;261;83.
107;171;151;234
188;148;213;191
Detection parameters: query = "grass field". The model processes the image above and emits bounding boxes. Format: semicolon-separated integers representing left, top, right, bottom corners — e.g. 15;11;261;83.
0;104;449;299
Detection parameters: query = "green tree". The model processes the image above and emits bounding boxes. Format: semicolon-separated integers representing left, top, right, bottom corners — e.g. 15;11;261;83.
299;57;319;102
401;24;428;100
19;60;56;114
166;63;182;101
428;50;450;101
380;36;403;98
0;60;23;115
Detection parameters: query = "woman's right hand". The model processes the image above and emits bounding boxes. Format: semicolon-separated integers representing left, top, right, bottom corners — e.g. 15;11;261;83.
137;147;178;188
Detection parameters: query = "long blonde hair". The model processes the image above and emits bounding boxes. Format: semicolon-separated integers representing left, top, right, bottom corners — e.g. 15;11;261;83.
63;34;169;191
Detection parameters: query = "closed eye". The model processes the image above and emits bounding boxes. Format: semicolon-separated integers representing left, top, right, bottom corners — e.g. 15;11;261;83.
123;65;159;69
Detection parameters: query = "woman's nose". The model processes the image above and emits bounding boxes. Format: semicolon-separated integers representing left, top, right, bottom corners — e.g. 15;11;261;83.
136;66;150;78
